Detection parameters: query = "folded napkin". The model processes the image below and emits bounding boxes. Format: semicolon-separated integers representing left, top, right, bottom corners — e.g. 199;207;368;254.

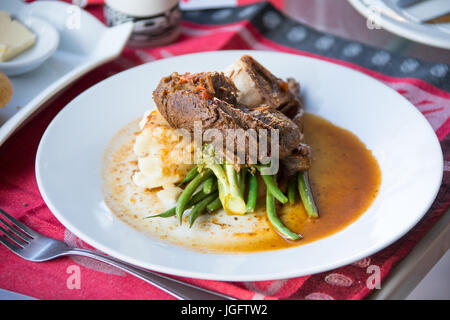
0;1;449;300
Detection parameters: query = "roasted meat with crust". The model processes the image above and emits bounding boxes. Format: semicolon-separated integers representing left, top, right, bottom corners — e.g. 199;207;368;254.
153;67;311;173
224;55;303;119
153;72;239;130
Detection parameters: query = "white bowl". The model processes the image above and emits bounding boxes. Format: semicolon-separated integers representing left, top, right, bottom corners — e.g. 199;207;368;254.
348;0;450;50
0;15;59;76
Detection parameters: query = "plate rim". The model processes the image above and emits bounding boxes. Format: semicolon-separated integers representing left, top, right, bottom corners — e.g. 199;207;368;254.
35;50;444;281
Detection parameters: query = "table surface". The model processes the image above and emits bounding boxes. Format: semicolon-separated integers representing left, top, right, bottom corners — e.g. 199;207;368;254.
1;0;449;300
283;0;450;64
282;0;450;299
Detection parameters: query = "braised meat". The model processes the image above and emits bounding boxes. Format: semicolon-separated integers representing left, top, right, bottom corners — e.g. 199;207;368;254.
153;72;239;130
224;55;303;118
153;68;311;172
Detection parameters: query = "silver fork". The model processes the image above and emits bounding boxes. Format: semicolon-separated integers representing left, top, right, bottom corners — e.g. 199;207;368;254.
0;208;234;300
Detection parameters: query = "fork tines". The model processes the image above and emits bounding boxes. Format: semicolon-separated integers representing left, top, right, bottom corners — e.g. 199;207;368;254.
0;208;34;249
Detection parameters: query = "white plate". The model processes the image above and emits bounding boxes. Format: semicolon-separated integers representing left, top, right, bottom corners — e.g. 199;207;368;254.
0;0;132;146
0;15;59;76
348;0;450;49
35;50;443;281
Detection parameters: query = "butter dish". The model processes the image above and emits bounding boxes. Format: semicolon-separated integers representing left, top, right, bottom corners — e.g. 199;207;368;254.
0;12;59;76
0;10;36;62
0;0;132;146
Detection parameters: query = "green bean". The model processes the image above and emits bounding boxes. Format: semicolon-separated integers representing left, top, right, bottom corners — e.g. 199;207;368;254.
176;169;213;223
145;207;176;219
177;165;198;186
266;191;301;241
203;176;216;194
225;164;241;198
238;168;247;198
222;164;247;215
246;173;258;213
287;175;297;205
260;174;288;204
206;197;222;213
298;171;319;218
254;165;288;204
145;185;217;219
189;192;218;227
191;184;217;203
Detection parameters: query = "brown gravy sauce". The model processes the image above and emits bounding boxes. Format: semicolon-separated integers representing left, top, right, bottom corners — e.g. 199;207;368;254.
264;113;381;249
102;113;381;253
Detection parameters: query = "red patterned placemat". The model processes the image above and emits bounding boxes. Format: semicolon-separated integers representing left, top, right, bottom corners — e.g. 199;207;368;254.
0;1;449;300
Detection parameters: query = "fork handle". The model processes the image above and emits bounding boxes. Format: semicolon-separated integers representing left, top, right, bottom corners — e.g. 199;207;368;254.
64;248;235;300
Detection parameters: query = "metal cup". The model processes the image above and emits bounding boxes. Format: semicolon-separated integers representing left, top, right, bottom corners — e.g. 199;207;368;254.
104;0;181;48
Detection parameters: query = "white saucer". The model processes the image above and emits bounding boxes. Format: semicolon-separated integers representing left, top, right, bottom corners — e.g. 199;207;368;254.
0;15;59;76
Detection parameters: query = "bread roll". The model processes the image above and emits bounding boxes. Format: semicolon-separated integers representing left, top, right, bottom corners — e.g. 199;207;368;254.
0;71;13;108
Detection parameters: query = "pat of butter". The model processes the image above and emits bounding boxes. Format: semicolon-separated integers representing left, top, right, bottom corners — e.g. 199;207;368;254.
0;11;36;62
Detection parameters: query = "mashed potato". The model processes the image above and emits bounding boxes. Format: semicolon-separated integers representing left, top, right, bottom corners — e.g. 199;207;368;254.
132;109;194;206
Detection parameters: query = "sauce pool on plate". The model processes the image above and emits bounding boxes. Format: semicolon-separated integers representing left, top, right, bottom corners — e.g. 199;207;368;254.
102;113;381;253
